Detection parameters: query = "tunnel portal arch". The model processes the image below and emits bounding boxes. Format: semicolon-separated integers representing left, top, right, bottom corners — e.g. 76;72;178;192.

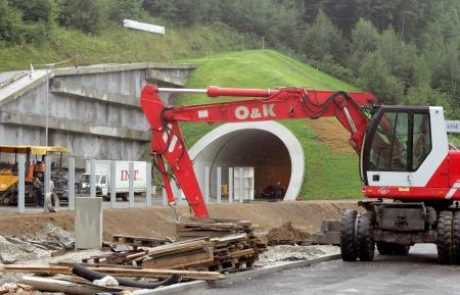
188;122;304;201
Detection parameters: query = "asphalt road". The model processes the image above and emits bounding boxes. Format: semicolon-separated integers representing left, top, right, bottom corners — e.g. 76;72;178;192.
186;244;460;295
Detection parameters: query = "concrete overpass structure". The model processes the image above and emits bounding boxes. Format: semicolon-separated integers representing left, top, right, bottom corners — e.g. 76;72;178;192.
0;63;196;167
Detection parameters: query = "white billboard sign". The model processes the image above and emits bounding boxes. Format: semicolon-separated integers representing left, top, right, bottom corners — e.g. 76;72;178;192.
446;120;460;133
123;19;165;35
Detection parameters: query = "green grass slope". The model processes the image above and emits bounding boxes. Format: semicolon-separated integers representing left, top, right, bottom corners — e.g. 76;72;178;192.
0;24;255;72
178;50;362;199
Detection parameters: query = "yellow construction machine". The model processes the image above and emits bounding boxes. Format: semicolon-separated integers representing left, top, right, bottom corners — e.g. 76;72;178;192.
0;146;69;205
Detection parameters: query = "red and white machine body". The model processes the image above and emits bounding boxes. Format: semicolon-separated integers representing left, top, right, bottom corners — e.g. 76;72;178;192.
140;84;460;218
364;106;460;201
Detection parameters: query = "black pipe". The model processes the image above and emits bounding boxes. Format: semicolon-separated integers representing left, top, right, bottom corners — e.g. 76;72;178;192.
72;264;181;289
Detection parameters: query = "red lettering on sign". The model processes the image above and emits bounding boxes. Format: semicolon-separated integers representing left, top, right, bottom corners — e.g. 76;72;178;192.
121;170;128;181
120;170;142;181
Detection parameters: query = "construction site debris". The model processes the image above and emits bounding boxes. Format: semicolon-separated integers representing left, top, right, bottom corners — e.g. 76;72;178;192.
266;222;312;246
1;264;225;281
256;245;339;266
175;218;267;272
111;234;173;248
0;282;40;295
0;223;75;264
19;275;122;295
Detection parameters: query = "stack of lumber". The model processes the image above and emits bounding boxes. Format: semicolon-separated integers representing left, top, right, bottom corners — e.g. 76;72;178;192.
208;233;266;271
81;218;267;273
176;218;253;238
83;238;214;269
139;238;214;269
176;218;267;272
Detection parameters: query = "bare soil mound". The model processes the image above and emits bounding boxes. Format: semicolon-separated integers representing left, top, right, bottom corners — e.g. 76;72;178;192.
0;201;358;240
308;118;354;154
266;222;311;243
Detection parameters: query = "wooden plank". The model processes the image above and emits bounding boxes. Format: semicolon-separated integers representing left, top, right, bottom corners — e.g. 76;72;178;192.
1;265;225;281
141;250;214;269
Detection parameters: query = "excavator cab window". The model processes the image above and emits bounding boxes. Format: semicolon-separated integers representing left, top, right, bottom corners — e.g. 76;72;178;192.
412;113;431;170
364;107;431;175
369;112;409;171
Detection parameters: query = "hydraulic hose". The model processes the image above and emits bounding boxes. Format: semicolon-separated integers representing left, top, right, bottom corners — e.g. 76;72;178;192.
71;264;181;289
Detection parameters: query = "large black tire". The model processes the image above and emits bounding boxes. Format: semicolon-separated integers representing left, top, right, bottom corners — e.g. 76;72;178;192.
453;212;460;264
357;211;375;261
340;209;358;261
437;210;453;264
376;242;410;255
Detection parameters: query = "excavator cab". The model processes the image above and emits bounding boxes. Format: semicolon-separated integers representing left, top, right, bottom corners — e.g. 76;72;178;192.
0;146;69;205
360;106;449;199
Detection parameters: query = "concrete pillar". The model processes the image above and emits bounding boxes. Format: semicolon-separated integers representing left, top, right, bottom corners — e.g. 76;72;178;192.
68;157;75;210
90;158;96;198
239;167;244;203
44;155;52;212
110;160;116;208
146;162;152;207
228;167;233;204
204;166;210;204
162;187;167;206
128;161;134;208
216;166;222;204
75;197;102;249
17;154;25;213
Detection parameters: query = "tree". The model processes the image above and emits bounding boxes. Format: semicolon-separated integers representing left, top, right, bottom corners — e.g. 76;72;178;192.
348;18;379;71
376;27;418;90
0;2;21;43
357;52;404;104
10;0;58;25
59;0;106;34
302;10;345;62
108;0;142;24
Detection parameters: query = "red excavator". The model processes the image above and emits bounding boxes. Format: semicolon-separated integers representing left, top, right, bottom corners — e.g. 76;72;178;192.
140;84;460;264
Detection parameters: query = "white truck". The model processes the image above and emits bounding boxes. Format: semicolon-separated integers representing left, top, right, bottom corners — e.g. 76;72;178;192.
78;160;147;200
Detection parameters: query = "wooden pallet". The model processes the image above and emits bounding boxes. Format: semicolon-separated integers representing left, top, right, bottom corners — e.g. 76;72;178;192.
111;235;172;247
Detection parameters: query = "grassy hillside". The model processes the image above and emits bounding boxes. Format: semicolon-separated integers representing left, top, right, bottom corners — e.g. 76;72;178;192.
177;50;362;199
0;23;256;72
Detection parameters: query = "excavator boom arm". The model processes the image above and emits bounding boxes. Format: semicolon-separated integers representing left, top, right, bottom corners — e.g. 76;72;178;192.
140;85;375;218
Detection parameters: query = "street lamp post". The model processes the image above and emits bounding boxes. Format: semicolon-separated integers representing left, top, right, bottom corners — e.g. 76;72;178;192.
45;63;54;147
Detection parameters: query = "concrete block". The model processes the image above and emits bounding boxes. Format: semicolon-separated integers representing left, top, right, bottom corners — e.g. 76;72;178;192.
75;197;103;249
321;219;341;232
315;219;341;245
314;232;341;245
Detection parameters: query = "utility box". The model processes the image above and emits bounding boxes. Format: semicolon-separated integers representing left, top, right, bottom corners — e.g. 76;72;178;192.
75;197;103;249
233;166;255;201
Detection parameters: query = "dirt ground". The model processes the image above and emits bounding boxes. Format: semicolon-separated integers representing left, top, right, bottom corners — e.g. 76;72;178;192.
308;118;354;154
0;201;358;241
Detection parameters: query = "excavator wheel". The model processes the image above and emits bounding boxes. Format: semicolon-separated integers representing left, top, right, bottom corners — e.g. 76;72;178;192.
376;242;410;255
340;209;358;261
436;210;453;264
357;211;375;261
453;212;460;264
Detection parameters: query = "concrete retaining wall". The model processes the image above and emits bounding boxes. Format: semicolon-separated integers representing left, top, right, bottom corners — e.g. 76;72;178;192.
0;63;197;166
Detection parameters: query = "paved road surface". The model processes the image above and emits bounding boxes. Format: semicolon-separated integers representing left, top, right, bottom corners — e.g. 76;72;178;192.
186;244;460;295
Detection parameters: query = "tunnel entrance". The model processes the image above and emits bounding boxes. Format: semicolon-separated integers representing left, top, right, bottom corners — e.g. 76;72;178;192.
210;130;290;200
188;122;304;201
